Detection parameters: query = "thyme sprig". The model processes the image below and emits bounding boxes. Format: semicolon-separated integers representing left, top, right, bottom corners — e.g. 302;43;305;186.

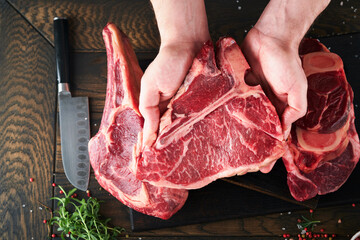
49;185;125;240
297;214;321;231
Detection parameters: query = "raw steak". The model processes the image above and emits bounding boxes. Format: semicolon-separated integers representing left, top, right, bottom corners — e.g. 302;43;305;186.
282;39;360;201
88;23;188;220
134;38;285;189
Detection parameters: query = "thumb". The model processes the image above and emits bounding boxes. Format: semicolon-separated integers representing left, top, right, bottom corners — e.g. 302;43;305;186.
282;78;308;139
139;66;161;147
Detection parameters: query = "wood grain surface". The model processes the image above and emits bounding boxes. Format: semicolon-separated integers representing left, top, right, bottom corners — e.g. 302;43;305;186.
54;174;360;239
7;0;159;53
0;0;56;239
2;0;360;239
223;163;319;209
7;0;360;53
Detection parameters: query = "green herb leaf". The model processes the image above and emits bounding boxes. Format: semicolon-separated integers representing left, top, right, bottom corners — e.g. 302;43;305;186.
48;186;126;240
298;214;321;231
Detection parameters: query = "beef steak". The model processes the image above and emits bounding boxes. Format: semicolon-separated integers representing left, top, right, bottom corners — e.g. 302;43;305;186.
282;39;360;201
89;25;359;218
88;23;188;220
89;24;285;218
135;38;285;189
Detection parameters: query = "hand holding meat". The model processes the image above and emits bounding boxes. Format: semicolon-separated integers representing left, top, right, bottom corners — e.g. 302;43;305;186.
140;0;330;144
241;0;330;137
241;28;308;138
140;43;205;146
139;0;210;146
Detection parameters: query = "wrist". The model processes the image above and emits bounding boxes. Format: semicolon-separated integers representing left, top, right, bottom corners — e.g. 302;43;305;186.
160;38;207;56
159;40;202;62
160;31;210;50
151;0;210;49
254;0;330;47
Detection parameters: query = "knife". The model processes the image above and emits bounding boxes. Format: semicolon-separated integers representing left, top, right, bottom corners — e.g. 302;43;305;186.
54;17;90;191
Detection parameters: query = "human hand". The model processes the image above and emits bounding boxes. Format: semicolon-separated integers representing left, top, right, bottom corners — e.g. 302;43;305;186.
241;0;330;138
241;27;308;138
139;0;210;147
139;42;202;146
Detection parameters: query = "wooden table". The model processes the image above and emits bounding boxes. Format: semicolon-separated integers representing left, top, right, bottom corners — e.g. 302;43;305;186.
1;0;360;239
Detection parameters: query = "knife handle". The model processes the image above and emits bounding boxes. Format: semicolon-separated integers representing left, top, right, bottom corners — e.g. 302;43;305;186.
54;17;70;85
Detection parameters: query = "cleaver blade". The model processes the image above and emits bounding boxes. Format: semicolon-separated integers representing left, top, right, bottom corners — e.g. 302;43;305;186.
55;17;90;191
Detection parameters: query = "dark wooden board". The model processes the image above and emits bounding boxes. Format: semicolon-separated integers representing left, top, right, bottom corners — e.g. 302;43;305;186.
223;162;318;208
53;173;360;238
130;162;360;232
130;180;306;232
129;33;360;231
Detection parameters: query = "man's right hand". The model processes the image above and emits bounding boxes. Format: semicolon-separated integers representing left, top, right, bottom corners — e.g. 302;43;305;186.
139;0;210;147
139;42;201;146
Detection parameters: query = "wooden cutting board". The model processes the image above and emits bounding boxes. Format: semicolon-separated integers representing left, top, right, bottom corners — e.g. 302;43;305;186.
130;172;306;232
130;33;360;231
130;164;360;231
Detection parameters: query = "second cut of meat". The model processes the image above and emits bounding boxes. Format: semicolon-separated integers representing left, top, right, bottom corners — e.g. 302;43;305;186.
283;39;360;201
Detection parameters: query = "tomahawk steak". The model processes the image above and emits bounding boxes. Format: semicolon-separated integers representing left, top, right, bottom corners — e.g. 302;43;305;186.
88;23;188;220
